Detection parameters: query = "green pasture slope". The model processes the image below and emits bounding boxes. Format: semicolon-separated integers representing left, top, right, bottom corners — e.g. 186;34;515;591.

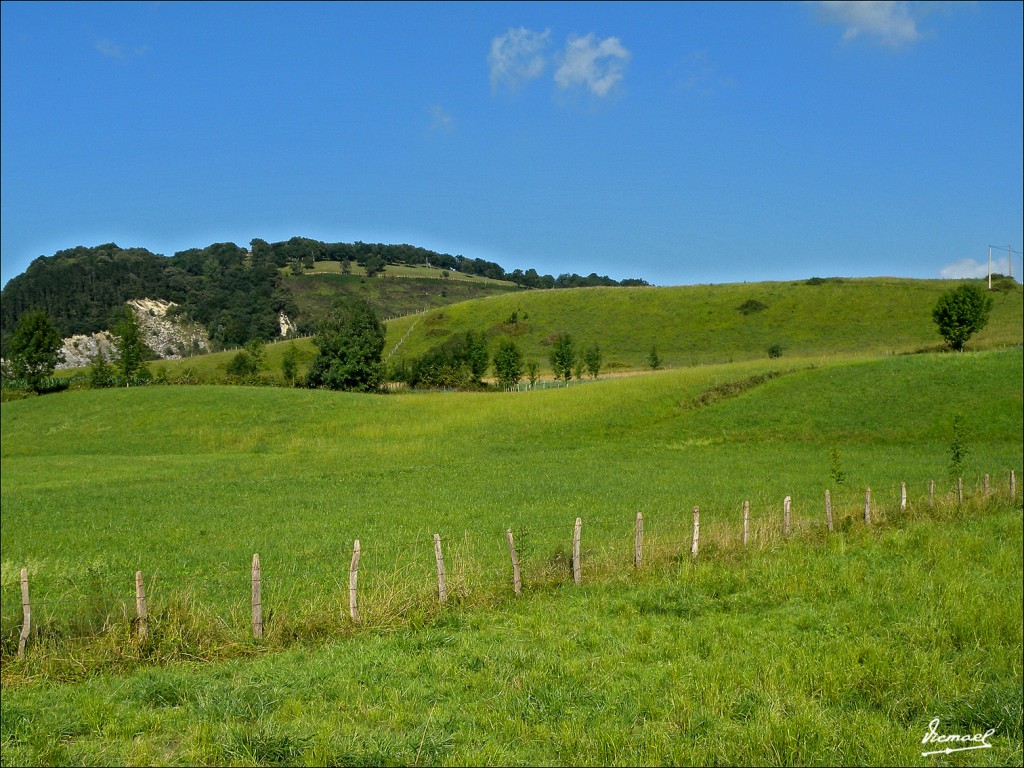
144;276;1022;383
1;345;1022;765
383;276;1024;370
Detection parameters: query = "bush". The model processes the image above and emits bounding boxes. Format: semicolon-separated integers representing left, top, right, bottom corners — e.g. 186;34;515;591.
767;343;783;359
737;299;768;315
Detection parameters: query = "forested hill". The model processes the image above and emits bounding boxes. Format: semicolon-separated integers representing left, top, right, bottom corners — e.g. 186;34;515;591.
0;238;649;356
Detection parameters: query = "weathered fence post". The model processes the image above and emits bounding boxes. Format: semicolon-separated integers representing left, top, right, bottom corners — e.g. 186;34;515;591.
17;568;31;660
349;540;361;623
742;501;750;546
690;506;700;558
135;570;148;641
433;533;447;605
984;474;990;498
929;479;935;508
251;553;263;639
506;529;521;595
957;477;963;505
900;482;907;511
783;496;791;536
1012;469;1017;502
634;512;643;568
864;487;871;524
825;490;833;532
572;517;582;585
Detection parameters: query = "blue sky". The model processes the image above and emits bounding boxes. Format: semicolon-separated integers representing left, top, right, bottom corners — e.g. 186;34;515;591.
2;1;1022;289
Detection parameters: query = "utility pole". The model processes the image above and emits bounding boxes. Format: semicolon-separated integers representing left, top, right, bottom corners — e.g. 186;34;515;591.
988;245;992;289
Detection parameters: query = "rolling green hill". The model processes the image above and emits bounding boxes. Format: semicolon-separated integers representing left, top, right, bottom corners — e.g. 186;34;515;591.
139;276;1022;382
382;277;1023;371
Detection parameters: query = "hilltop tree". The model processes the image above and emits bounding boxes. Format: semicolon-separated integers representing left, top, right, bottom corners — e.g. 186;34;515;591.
8;310;63;392
493;339;524;390
932;284;993;352
306;298;385;392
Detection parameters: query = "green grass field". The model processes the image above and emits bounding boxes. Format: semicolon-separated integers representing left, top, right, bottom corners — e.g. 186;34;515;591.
1;290;1022;764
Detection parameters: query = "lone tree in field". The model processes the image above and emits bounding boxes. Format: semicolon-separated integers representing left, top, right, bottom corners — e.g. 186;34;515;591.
932;283;993;351
583;341;602;379
549;333;576;383
111;306;151;381
306;298;385;391
493;338;524;390
8;310;63;392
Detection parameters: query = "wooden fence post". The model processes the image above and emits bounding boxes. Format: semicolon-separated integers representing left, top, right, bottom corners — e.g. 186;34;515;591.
17;568;30;660
984;474;990;498
742;501;750;546
690;506;700;558
634;512;643;568
251;554;263;638
349;540;361;623
825;490;833;532
929;479;935;508
957;477;963;505
135;570;148;641
506;529;521;595
572;518;582;585
783;496;791;536
1012;469;1017;502
900;482;907;511
864;487;871;524
433;533;447;604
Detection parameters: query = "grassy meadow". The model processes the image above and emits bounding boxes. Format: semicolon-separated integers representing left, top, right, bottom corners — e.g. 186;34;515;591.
1;341;1022;764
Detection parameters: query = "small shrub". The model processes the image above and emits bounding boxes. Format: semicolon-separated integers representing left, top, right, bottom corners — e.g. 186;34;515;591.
737;299;768;315
767;343;783;359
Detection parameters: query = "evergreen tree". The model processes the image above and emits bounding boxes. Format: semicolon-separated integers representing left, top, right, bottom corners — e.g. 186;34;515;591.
549;333;575;383
111;306;151;382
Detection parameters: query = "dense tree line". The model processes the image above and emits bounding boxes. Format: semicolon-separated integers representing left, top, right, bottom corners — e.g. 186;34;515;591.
1;242;298;355
1;236;648;356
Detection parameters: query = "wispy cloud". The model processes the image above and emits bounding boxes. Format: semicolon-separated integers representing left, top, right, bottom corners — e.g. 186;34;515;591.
554;34;631;97
939;257;1011;280
488;27;551;92
429;104;455;133
818;1;922;47
677;49;736;95
94;39;149;60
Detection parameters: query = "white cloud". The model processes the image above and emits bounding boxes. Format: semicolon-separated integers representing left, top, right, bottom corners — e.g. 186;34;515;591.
554;33;631;97
939;257;1011;280
429;104;455;133
95;39;149;60
95;39;123;58
677;49;736;95
488;27;551;92
818;1;922;47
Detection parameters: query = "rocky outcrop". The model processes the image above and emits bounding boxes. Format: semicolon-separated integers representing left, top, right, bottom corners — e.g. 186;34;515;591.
56;298;210;369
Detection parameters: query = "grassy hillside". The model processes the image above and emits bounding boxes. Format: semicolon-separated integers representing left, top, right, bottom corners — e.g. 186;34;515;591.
285;261;520;331
1;348;1021;765
126;276;1023;384
383;277;1024;371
